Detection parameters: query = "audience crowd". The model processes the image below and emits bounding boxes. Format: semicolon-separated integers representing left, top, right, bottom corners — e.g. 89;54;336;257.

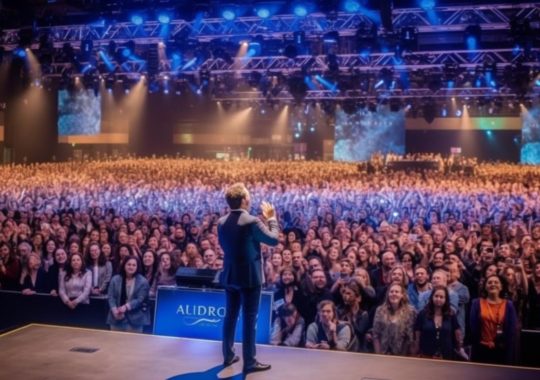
1;158;540;365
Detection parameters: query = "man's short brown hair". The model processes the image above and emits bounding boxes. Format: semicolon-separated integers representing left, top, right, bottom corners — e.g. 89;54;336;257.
225;183;249;209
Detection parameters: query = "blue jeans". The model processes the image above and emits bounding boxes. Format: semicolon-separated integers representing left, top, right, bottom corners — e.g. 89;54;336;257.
222;286;261;368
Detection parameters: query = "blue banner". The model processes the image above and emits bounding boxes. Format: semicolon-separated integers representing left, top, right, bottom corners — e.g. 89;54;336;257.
153;287;273;344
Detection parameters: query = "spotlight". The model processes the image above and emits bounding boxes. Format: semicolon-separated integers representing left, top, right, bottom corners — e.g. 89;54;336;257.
158;13;171;24
256;7;271;19
294;6;307;16
344;1;360;13
222;9;237;21
419;0;436;11
13;48;26;58
131;15;144;25
441;106;448;117
464;25;481;50
293;2;312;17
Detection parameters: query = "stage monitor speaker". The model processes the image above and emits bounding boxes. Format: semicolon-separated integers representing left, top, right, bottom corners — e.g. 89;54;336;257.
175;267;220;288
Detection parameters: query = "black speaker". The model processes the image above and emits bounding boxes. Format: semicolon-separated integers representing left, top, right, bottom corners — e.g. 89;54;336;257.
175;267;220;288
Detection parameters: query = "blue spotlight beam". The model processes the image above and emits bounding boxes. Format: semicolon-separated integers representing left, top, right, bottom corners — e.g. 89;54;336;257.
314;75;338;92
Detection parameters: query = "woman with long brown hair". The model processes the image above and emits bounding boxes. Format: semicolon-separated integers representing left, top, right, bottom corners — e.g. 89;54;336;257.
372;282;416;356
414;285;463;360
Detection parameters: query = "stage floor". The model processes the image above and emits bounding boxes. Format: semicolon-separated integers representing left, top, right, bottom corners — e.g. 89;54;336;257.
0;324;538;380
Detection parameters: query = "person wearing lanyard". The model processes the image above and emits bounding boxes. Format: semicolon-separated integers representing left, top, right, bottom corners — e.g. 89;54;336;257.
470;274;518;364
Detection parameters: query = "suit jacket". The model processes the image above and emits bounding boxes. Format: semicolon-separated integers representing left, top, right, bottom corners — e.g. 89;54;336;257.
107;274;150;327
218;209;279;288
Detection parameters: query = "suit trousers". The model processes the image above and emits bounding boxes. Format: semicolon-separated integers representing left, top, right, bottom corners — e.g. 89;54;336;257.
222;285;261;368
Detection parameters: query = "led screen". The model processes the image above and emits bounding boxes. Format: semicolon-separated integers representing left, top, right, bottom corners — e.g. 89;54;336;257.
521;106;540;164
58;89;101;136
334;105;405;161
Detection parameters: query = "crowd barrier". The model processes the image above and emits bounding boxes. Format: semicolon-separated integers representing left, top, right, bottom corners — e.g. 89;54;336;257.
0;290;155;333
0;290;538;367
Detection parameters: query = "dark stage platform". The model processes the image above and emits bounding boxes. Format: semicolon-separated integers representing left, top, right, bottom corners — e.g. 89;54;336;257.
0;324;538;380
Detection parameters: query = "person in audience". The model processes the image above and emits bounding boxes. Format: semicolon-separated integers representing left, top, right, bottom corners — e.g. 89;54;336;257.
20;252;49;295
470;274;518;364
281;249;293;269
270;303;305;347
46;248;68;296
85;242;113;296
296;268;333;326
142;250;159;287
408;265;432;311
42;239;57;272
59;252;92;309
370;250;397;290
372;282;416;356
337;280;369;352
418;269;459;313
150;251;176;297
526;261;540;329
273;267;300;316
0;242;21;290
400;251;415;282
305;300;353;351
414;286;464;360
502;263;528;323
265;251;284;289
107;256;150;333
447;262;470;337
376;265;409;305
102;243;113;262
68;241;81;256
113;244;134;273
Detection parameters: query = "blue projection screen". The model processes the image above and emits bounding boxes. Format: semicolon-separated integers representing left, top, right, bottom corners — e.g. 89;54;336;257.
58;89;101;136
521;106;540;164
334;106;405;161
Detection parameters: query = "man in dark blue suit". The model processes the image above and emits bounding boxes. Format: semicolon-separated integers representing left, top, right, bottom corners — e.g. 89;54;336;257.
218;183;279;373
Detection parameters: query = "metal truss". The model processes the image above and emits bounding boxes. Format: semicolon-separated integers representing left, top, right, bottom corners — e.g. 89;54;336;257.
169;49;540;75
27;47;540;79
212;87;521;101
392;2;540;32
1;3;538;48
41;61;148;77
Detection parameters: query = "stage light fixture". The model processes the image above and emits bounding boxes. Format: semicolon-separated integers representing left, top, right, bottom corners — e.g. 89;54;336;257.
13;48;26;58
131;15;144;25
400;27;418;52
256;7;271;18
222;9;236;21
464;25;481;50
419;0;436;11
158;13;171;24
292;2;314;17
294;5;308;17
343;1;360;13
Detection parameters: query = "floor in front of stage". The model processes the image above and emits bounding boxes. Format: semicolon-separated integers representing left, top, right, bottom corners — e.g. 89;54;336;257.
0;324;538;380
